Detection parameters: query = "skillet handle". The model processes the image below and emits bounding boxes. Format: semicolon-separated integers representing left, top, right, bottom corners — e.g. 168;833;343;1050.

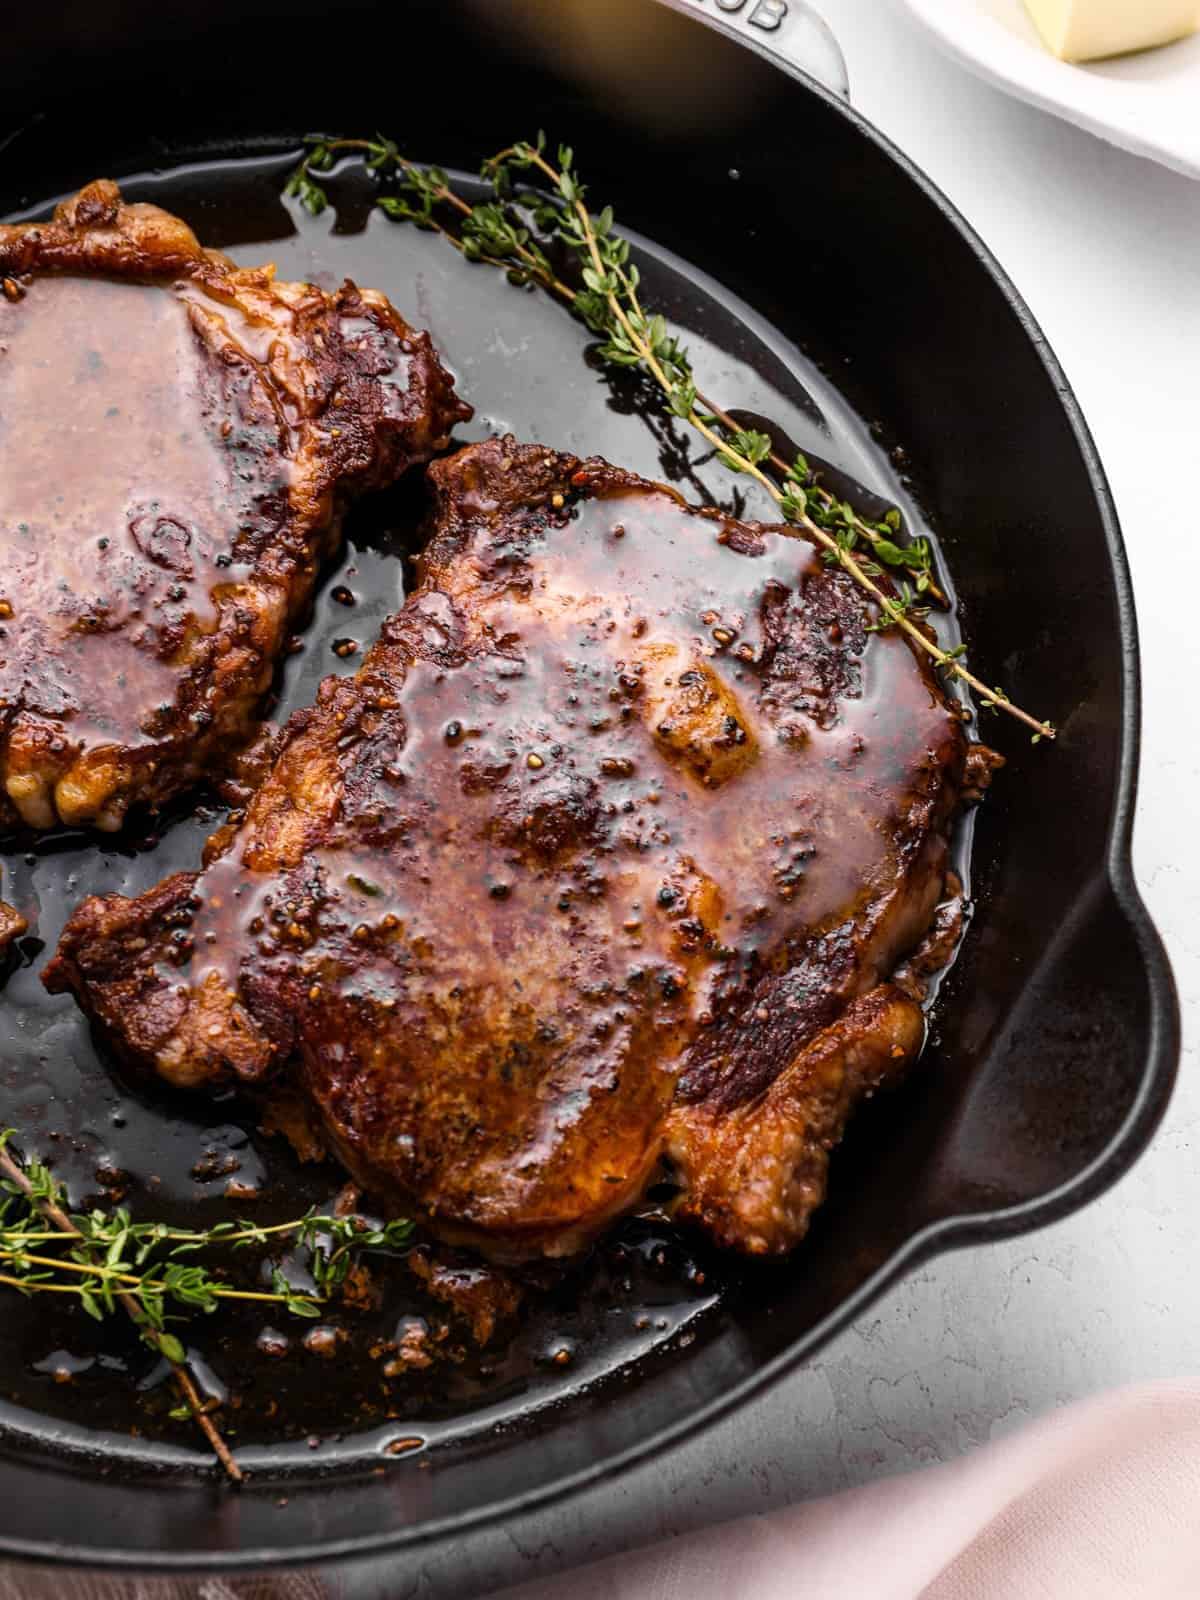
668;0;850;99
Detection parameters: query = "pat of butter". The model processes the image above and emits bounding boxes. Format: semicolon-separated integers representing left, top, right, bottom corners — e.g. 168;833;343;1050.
1022;0;1199;61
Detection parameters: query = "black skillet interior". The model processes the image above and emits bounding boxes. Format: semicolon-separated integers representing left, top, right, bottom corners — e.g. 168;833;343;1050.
0;0;1178;1572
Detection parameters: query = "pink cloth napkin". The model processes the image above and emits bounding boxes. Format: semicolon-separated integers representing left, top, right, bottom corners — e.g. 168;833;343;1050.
498;1379;1200;1600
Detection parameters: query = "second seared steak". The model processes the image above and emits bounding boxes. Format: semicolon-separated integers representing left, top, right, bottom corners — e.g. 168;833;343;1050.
0;179;470;831
48;437;976;1258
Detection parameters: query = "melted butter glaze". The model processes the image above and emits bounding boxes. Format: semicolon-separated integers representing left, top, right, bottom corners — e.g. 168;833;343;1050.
0;276;267;747
82;440;964;1252
0;178;469;832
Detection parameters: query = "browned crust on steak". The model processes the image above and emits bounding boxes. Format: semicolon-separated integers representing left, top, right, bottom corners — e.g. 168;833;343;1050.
666;984;924;1253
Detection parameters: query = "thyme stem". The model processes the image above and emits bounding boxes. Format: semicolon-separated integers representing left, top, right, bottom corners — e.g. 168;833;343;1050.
0;1247;319;1308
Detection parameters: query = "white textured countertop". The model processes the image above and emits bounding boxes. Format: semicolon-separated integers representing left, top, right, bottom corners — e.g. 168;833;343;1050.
450;2;1200;1593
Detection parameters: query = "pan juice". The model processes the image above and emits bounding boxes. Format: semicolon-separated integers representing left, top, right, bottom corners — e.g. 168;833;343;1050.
0;153;975;1471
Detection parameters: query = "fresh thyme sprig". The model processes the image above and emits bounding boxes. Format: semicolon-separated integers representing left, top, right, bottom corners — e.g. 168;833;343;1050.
0;1132;240;1477
289;138;943;606
0;1130;412;1479
284;133;1053;743
289;139;940;595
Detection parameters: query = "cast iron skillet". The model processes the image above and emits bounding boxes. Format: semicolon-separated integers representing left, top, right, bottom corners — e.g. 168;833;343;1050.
0;0;1179;1583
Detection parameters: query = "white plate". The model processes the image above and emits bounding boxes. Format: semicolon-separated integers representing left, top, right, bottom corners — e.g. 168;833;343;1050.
896;0;1200;178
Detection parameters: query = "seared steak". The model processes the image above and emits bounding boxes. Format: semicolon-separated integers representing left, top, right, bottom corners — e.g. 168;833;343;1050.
0;179;470;831
47;437;975;1257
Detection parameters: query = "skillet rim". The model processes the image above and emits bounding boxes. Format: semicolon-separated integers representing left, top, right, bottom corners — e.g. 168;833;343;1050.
0;2;1180;1573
